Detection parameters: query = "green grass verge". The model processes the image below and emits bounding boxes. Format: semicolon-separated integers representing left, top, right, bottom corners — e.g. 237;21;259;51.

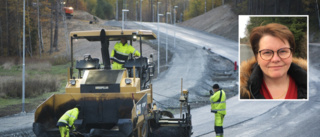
0;80;67;117
0;61;70;117
0;80;66;109
0;66;22;76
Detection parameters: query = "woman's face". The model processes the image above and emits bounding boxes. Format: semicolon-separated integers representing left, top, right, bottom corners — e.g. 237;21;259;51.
257;35;292;79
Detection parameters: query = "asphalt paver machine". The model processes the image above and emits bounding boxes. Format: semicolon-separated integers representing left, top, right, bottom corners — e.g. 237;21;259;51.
33;29;192;137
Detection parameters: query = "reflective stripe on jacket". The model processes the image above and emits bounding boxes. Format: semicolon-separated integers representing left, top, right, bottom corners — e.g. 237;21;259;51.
111;42;141;64
210;89;226;115
57;108;79;127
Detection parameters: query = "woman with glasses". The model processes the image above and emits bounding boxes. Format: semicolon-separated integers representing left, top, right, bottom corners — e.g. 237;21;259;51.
240;23;307;99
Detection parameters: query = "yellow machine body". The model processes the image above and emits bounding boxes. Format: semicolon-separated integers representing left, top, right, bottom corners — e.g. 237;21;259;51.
33;29;156;137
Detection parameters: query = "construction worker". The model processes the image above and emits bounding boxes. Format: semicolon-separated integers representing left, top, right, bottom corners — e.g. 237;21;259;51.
56;105;81;137
110;37;141;70
152;103;157;111
210;84;226;137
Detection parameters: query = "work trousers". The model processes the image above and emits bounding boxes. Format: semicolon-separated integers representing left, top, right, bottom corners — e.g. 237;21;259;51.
112;62;124;70
214;113;225;137
59;126;70;137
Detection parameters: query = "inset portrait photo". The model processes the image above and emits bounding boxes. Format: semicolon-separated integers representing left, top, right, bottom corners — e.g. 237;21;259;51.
239;15;308;100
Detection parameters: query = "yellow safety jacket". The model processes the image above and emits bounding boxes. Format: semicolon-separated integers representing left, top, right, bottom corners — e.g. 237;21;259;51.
57;108;79;129
210;89;226;115
111;42;140;65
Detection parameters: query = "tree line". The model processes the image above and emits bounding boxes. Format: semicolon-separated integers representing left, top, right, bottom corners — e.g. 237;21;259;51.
0;0;86;57
87;0;319;41
0;0;190;57
87;0;191;23
0;0;319;57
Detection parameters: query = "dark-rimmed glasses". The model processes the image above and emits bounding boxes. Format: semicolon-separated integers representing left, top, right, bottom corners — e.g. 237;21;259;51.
258;48;292;61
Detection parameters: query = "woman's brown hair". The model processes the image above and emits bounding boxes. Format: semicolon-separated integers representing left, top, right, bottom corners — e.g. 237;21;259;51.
250;23;296;57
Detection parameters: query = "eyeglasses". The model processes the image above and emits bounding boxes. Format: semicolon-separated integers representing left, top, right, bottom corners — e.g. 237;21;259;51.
258;48;292;61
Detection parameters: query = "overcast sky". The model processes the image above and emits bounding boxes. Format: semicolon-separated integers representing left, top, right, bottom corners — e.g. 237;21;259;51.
239;15;250;38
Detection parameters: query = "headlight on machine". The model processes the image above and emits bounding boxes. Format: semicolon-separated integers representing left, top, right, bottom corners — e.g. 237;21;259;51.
132;32;137;41
125;78;132;85
70;79;76;86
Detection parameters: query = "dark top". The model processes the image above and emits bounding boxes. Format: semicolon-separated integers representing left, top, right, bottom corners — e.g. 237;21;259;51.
247;63;307;99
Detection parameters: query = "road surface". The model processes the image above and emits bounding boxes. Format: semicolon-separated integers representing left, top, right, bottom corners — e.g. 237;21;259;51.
129;22;238;107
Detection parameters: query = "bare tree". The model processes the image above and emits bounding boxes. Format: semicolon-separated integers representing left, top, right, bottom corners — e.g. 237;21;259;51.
49;0;54;54
0;20;2;55
27;0;32;57
27;25;32;57
316;0;320;29
135;1;138;21
37;0;43;57
40;22;44;52
205;0;207;13
151;0;154;22
53;0;60;52
60;0;70;56
17;0;21;57
6;0;9;56
213;0;215;9
166;0;168;22
76;0;78;10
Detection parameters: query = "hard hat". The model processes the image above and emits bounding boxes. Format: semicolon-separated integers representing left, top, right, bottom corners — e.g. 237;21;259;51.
212;84;219;89
121;36;128;40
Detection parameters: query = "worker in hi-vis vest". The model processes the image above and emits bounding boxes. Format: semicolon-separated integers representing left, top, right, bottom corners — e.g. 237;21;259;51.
210;84;226;137
110;37;141;70
56;105;80;137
